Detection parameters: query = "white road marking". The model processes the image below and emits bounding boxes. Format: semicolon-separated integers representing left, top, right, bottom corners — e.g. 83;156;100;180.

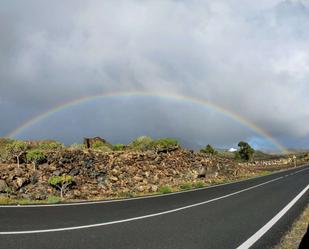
0;165;307;208
0;177;284;234
236;184;309;249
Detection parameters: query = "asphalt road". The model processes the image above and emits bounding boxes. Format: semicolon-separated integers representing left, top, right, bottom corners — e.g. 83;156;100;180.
0;165;308;249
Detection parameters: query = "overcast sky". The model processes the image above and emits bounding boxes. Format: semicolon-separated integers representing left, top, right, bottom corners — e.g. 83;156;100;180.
1;0;309;151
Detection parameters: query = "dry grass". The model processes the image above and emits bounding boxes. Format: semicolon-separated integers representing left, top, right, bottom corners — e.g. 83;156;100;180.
274;205;309;249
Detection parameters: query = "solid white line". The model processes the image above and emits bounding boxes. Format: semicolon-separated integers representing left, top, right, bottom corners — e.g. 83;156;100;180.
236;184;309;249
1;165;307;208
0;177;284;235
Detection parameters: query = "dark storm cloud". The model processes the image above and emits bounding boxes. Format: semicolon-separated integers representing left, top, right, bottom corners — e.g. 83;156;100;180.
0;0;309;149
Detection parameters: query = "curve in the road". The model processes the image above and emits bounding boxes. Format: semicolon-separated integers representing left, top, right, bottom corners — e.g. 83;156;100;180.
1;167;308;235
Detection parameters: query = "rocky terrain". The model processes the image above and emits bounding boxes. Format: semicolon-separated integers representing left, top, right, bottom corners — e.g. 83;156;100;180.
0;145;307;203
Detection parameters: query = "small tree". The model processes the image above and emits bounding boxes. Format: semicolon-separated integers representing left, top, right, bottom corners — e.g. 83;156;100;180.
236;141;255;161
26;149;46;171
48;175;74;199
6;141;28;168
200;144;216;155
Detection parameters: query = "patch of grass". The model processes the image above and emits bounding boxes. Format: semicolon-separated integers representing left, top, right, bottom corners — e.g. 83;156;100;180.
0;195;62;205
159;186;172;194
179;183;192;190
0;196;48;205
118;191;135;198
274;205;309;249
47;195;61;204
193;181;205;189
257;170;272;176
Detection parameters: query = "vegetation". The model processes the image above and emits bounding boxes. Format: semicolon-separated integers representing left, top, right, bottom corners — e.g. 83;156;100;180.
235;141;255;161
36;141;64;150
91;141;112;152
48;175;74;199
26;149;46;170
150;138;179;151
274;205;309;249
113;144;126;151
128;136;154;151
4;187;12;198
179;183;192;190
200;144;217;155
118;191;135;198
159;186;172;194
193;181;205;188
69;143;86;150
0;138;13;163
0;195;61;205
6;140;28;168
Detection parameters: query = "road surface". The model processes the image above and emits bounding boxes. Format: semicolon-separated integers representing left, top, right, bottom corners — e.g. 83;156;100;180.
0;165;308;249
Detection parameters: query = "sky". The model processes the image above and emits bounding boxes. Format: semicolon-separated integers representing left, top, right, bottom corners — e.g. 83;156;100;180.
1;0;309;151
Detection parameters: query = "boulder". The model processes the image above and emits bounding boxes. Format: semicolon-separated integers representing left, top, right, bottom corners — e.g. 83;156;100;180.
69;168;80;176
16;177;29;188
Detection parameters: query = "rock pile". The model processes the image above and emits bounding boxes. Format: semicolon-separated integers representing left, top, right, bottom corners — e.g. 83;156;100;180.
0;148;236;200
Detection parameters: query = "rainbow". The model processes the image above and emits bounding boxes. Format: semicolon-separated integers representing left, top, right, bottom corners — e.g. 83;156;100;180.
6;90;288;153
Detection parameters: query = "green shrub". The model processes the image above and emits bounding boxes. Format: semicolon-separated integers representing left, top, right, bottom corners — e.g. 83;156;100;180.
159;186;172;194
4;187;12;197
48;175;74;199
150;138;179;151
92;141;112;152
180;183;192;190
37;141;64;150
113;144;125;151
128;136;153;151
193;181;205;188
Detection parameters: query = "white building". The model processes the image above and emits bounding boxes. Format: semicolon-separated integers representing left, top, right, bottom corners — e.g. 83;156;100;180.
228;148;237;152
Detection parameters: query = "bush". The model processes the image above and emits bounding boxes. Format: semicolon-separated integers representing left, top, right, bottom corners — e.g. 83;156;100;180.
200;144;217;155
180;183;192;190
128;136;153;151
150;138;179;151
193;181;205;188
113;144;125;151
91;141;112;152
159;186;172;194
36;141;64;150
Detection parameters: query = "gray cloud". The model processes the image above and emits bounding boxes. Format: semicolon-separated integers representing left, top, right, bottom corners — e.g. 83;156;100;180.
0;0;309;150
